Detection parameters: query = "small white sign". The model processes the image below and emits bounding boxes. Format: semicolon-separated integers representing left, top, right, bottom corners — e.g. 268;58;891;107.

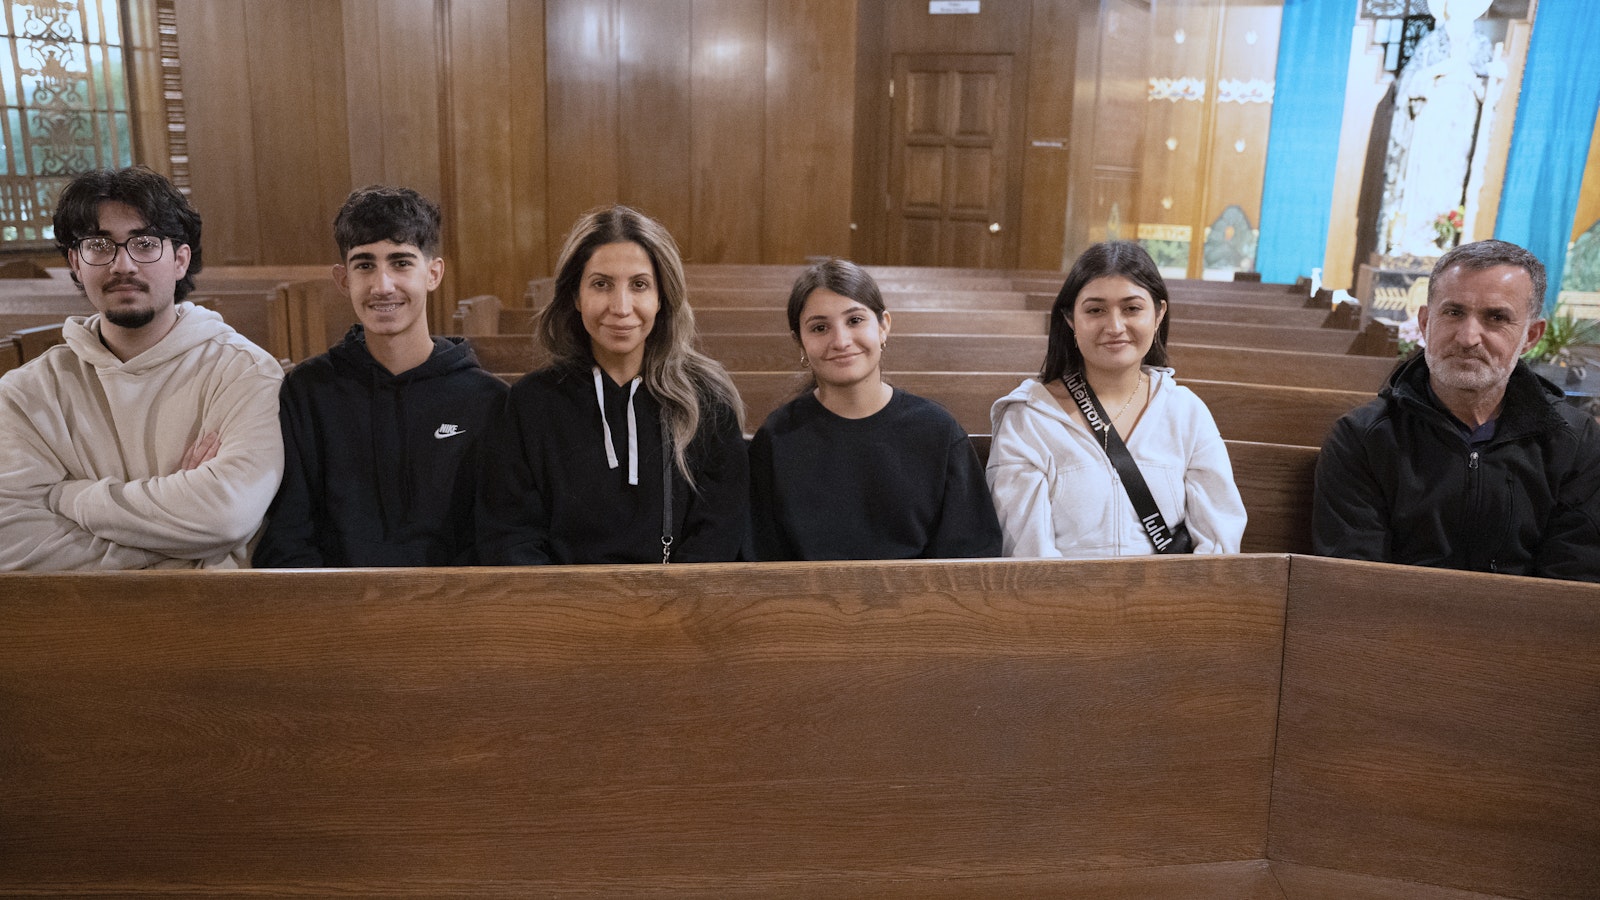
930;1;980;14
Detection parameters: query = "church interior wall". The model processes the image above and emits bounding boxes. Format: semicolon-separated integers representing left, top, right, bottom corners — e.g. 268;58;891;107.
151;0;1592;320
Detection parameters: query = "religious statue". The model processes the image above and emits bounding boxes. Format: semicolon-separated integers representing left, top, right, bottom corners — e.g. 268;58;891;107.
1377;0;1502;258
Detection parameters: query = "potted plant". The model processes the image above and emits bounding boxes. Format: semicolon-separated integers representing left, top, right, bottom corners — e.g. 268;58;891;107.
1524;311;1600;387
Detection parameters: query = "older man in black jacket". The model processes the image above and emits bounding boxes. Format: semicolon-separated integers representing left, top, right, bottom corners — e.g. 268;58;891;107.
1313;240;1600;582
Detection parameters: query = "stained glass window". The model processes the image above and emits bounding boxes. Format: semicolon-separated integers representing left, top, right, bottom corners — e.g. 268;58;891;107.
0;0;133;245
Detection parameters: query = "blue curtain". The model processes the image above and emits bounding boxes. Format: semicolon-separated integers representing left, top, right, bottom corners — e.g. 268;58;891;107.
1494;0;1600;314
1257;0;1358;284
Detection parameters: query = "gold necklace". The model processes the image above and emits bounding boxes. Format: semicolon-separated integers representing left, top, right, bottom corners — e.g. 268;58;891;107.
1104;373;1143;452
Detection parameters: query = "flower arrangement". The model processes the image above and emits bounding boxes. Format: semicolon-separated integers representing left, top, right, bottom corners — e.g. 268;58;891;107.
1397;315;1424;358
1433;207;1465;250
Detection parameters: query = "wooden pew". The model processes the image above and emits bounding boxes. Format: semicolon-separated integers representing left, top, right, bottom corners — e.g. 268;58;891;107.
691;287;1037;311
966;434;1315;554
3;557;1595;898
9;323;64;362
194;264;333;290
0;336;19;375
188;288;290;359
1228;440;1316;554
1026;291;1353;328
1269;556;1600;899
0;257;51;278
491;297;1346;334
679;309;1363;356
0;310;83;334
713;335;1394;392
469;334;1393;393
272;279;356;362
730;371;1365;449
452;294;505;337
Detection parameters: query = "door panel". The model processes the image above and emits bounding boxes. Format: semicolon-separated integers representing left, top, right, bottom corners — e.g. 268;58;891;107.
889;53;1014;269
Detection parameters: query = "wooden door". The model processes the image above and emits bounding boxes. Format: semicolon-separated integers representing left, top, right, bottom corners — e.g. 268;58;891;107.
888;54;1015;268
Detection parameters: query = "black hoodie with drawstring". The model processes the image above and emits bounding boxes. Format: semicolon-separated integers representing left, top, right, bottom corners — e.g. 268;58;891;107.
254;324;508;567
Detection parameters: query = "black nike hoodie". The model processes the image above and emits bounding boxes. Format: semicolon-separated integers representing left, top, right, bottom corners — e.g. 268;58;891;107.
255;325;508;567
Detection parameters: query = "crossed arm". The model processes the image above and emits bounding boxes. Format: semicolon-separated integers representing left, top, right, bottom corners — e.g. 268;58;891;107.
0;371;283;571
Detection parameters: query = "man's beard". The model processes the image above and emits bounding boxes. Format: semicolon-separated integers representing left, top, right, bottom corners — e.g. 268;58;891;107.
1425;345;1512;393
105;306;157;329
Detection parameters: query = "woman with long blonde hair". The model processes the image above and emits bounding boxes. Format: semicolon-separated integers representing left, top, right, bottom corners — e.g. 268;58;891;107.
476;206;747;563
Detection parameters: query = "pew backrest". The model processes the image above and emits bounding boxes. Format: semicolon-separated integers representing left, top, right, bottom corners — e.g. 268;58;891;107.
0;556;1290;893
10;323;63;362
730;371;1366;448
3;557;1595;898
1270;556;1600;898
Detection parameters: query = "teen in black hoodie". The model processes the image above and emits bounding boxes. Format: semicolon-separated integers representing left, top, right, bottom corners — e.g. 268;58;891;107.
255;187;507;567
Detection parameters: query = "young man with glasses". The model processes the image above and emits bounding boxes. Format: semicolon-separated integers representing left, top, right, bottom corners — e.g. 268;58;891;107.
252;186;506;566
0;166;284;570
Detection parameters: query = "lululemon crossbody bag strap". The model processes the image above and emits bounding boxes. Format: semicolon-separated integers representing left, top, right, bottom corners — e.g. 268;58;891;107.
1062;371;1195;554
661;418;674;564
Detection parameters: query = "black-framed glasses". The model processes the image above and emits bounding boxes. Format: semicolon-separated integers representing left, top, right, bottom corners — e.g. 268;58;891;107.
75;235;167;266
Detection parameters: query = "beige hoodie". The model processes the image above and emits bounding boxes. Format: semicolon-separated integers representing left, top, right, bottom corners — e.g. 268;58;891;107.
0;302;283;570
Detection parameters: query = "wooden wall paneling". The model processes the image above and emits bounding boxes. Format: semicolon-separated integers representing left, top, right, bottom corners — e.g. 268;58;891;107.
1140;1;1215;279
342;0;385;188
373;0;443;200
1066;0;1103;258
762;0;857;263
545;0;621;269
1068;0;1153;256
885;0;1028;54
850;0;890;263
507;2;551;285
121;0;168;177
1088;0;1151;248
692;0;767;264
242;0;350;266
618;0;692;247
1198;3;1280;278
447;0;519;315
173;1;263;266
1019;0;1076;272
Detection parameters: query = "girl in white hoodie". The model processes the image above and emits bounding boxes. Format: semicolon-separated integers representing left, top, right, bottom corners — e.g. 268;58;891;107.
986;241;1245;558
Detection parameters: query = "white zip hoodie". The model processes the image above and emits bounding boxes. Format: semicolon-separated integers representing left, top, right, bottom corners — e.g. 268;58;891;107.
0;302;284;570
985;367;1245;559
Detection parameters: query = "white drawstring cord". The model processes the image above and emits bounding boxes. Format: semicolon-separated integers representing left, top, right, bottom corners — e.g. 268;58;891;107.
593;365;643;485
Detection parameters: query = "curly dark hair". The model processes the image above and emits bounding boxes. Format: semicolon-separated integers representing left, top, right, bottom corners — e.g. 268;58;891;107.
333;185;442;260
52;166;203;301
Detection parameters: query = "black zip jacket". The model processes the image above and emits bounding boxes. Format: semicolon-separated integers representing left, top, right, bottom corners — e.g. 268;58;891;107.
254;325;508;567
1313;354;1600;582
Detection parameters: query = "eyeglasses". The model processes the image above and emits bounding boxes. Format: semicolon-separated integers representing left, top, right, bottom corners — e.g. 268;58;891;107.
75;235;168;266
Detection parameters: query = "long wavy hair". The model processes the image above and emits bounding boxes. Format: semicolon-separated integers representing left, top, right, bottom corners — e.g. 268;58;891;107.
534;205;743;489
1040;240;1171;384
785;257;889;392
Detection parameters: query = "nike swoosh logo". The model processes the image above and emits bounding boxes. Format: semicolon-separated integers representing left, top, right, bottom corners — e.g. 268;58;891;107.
434;425;464;439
